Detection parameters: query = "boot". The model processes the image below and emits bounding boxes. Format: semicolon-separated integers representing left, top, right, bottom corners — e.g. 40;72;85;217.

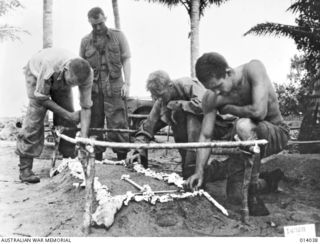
19;156;40;183
19;168;40;184
248;184;269;216
259;168;284;193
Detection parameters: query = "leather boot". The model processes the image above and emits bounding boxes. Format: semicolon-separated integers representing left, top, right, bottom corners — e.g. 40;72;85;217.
19;168;40;183
19;156;40;183
248;184;269;216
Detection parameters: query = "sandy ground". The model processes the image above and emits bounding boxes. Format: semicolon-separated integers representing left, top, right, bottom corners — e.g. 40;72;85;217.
0;140;320;237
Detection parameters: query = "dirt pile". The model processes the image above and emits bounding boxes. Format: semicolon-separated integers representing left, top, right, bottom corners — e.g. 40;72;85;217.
1;143;320;237
0;119;20;141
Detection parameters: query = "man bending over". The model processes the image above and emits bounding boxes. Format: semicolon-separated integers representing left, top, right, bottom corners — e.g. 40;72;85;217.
16;47;93;183
186;52;289;216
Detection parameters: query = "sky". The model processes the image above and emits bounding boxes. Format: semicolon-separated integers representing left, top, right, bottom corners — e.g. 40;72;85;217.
0;0;298;117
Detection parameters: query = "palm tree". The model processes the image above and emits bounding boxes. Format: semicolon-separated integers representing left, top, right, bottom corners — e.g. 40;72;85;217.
244;0;320;153
112;0;121;29
43;0;53;48
0;0;28;41
137;0;228;77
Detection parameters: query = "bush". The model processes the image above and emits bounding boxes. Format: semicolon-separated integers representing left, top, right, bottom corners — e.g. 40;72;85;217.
274;81;306;117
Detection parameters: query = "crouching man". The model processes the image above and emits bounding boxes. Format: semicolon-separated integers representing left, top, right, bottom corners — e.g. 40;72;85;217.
185;52;289;216
16;47;93;183
126;70;234;179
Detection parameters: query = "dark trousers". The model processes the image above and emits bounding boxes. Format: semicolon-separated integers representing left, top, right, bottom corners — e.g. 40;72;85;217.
90;81;129;157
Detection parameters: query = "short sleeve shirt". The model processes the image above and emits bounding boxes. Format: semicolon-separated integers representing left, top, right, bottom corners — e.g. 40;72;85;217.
26;47;93;108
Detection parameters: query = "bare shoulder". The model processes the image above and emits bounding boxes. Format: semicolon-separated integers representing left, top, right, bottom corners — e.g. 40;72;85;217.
202;90;218;113
246;59;267;72
245;59;269;83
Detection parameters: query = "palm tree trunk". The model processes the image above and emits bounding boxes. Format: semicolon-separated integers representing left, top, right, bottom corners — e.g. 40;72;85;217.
43;0;53;48
189;0;200;78
112;0;121;29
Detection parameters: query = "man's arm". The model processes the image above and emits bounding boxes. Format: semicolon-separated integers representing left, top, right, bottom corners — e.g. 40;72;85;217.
221;60;268;120
42;99;78;123
79;38;86;59
80;108;91;138
187;80;206;114
126;99;165;166
186;91;219;190
78;70;93;138
118;30;131;98
121;57;131;97
195;111;217;174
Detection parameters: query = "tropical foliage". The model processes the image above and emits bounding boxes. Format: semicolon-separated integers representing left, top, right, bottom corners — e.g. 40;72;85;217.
244;0;320;91
0;0;28;41
245;0;320;152
274;55;309;117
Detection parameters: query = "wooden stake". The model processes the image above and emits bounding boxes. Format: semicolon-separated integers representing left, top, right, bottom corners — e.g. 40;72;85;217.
80;144;95;235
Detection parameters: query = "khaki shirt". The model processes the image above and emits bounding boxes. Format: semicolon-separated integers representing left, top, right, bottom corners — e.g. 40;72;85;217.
25;47;93;109
80;28;131;82
139;77;207;137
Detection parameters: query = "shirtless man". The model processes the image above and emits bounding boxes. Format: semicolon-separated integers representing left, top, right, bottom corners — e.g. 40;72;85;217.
186;52;289;216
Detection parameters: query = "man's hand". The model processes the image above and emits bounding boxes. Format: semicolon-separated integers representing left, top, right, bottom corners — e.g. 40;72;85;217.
126;150;141;165
69;111;81;125
219;104;233;115
167;100;182;111
121;83;129;98
167;101;182;125
184;172;204;191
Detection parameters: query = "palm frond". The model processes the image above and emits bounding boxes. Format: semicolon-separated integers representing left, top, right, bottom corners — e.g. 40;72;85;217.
287;0;320;14
135;0;229;17
199;0;229;16
206;0;229;6
0;0;23;17
0;24;29;42
244;22;317;39
136;0;180;7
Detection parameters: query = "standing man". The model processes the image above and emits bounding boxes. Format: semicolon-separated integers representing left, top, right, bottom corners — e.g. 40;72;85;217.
16;47;93;183
186;52;289;216
80;7;131;160
126;70;234;179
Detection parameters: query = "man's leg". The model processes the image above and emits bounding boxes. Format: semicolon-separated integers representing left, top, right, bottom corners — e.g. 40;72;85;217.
50;87;76;158
180;114;200;179
16;99;46;183
89;90;106;160
171;110;188;175
104;82;129;160
254;120;289;193
232;118;270;216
